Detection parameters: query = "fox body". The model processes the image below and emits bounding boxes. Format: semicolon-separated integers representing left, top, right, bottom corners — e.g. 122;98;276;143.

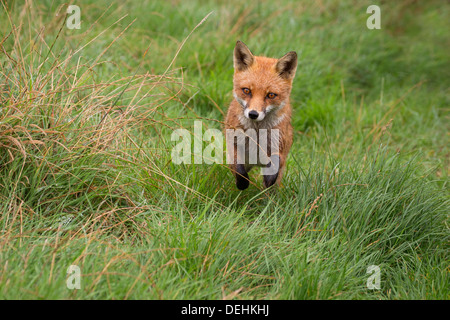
225;41;297;190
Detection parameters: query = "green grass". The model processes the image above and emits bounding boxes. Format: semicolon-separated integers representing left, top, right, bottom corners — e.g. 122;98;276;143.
0;0;448;299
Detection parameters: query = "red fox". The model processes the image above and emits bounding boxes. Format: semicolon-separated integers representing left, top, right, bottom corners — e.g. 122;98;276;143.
225;41;297;190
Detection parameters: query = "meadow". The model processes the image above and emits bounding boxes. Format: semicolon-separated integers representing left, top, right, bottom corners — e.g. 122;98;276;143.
0;0;448;299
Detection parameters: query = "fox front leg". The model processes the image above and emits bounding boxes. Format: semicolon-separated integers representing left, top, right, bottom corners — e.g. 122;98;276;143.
263;154;281;188
235;163;250;190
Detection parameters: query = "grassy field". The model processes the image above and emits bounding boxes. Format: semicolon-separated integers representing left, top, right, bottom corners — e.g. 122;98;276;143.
0;0;448;300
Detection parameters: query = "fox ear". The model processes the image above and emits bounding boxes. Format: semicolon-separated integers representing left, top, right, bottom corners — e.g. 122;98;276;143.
234;41;254;71
276;51;297;80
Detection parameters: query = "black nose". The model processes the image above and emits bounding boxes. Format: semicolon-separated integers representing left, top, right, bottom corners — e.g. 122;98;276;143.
248;110;259;119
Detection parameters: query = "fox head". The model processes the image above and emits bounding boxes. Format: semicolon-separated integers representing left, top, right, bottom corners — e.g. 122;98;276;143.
232;41;297;122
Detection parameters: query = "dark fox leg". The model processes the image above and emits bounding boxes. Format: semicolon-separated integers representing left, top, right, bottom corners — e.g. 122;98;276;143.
263;154;281;188
235;163;250;190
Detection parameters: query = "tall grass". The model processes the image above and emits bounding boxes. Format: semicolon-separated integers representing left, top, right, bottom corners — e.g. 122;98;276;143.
0;0;448;299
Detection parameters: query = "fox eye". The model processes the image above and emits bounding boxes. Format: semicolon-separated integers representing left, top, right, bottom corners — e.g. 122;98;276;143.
267;92;277;99
242;88;251;95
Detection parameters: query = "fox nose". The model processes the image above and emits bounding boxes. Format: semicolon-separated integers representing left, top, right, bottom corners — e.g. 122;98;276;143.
248;110;259;119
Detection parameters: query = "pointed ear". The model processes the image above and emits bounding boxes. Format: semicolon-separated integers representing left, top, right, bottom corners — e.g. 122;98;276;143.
234;41;254;71
276;51;297;80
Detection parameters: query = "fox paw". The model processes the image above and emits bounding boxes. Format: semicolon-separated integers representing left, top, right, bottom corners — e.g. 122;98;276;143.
235;164;250;190
263;173;278;188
